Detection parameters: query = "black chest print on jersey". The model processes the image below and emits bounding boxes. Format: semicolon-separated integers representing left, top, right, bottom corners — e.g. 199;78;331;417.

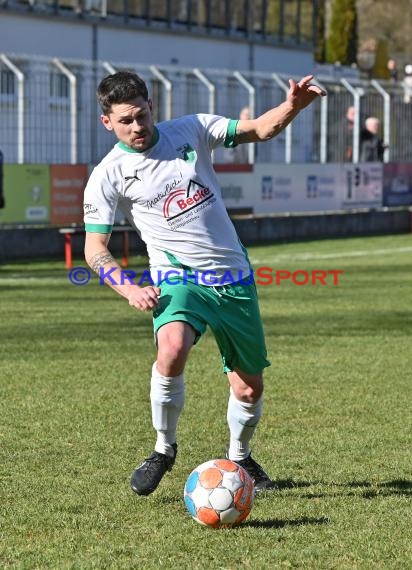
124;170;143;194
124;170;141;190
124;169;141;181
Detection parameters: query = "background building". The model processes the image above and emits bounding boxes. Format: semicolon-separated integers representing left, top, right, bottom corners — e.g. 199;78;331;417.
0;0;315;75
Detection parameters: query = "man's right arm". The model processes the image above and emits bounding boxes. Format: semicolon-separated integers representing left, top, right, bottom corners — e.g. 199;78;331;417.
235;75;326;145
84;231;160;312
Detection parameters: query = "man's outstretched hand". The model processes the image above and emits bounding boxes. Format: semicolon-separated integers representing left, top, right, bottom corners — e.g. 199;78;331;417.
287;75;327;111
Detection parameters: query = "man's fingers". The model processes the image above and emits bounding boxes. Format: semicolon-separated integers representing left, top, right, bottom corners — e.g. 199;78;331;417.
298;74;314;87
307;84;326;95
128;285;161;312
295;75;326;96
288;79;297;94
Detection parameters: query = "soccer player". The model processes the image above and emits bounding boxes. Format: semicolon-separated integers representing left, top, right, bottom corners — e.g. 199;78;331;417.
84;71;326;495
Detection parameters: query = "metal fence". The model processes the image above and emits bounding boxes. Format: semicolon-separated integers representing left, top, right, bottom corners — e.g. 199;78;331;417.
1;53;412;166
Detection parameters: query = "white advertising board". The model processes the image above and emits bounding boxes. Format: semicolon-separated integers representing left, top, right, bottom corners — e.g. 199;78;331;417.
253;164;341;213
216;163;384;214
216;170;256;214
340;163;383;209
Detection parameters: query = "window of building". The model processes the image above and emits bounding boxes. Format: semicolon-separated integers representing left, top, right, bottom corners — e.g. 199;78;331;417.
170;0;188;24
263;0;313;43
105;0;123;17
191;0;207;27
283;0;299;41
249;0;266;35
127;0;147;19
298;0;314;43
149;0;168;22
208;0;228;31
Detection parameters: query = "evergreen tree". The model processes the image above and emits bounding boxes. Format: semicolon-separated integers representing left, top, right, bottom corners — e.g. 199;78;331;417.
326;0;358;66
372;39;390;80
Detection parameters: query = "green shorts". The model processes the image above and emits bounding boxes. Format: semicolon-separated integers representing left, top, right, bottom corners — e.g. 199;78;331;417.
152;277;271;375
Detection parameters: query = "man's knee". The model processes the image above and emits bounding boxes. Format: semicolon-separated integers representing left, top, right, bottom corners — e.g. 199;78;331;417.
229;370;264;403
157;342;187;375
235;383;263;403
156;323;195;376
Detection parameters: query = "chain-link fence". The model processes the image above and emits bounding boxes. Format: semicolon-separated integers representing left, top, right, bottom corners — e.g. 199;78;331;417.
1;53;411;166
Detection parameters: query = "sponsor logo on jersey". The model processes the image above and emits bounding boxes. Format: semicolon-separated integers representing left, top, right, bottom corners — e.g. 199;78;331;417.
177;143;197;163
145;176;183;209
84;203;98;215
163;179;214;221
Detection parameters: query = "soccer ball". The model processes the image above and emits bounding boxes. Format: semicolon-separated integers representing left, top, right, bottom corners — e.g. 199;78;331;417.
184;459;255;528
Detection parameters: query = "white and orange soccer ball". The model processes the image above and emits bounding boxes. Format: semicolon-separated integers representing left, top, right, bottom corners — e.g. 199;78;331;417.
183;459;255;528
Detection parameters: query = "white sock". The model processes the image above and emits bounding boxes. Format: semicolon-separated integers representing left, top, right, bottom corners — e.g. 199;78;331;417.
227;389;263;461
150;362;185;457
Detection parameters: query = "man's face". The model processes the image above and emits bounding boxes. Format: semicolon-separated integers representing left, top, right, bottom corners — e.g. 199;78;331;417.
346;106;355;123
367;120;379;134
100;97;155;151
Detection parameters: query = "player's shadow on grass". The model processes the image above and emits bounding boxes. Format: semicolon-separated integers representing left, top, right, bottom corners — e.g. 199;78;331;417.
244;516;330;529
347;479;412;498
299;479;412;499
272;478;312;490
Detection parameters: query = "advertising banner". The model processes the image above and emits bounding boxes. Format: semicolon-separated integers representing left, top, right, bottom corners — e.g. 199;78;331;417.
50;164;88;225
216;164;342;215
341;163;383;209
382;163;412;207
0;164;50;224
217;163;384;215
253;164;341;214
214;165;255;214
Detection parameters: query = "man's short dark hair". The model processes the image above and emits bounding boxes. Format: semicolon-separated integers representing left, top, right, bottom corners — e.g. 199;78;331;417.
97;71;149;115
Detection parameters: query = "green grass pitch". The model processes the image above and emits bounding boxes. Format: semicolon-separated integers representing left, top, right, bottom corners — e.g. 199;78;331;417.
1;234;411;569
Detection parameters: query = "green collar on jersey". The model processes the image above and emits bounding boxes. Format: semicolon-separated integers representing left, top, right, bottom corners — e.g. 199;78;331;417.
118;127;159;153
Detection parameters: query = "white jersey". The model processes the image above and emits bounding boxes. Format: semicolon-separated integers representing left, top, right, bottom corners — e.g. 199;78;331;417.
84;114;251;284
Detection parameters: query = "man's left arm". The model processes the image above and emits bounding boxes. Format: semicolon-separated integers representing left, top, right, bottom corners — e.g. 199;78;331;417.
235;75;326;144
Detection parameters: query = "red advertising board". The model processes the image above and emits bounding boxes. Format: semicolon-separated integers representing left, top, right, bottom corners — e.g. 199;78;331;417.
50;164;88;225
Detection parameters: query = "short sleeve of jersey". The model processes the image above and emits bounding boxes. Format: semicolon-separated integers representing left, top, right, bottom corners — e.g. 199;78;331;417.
195;114;238;150
83;167;119;233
